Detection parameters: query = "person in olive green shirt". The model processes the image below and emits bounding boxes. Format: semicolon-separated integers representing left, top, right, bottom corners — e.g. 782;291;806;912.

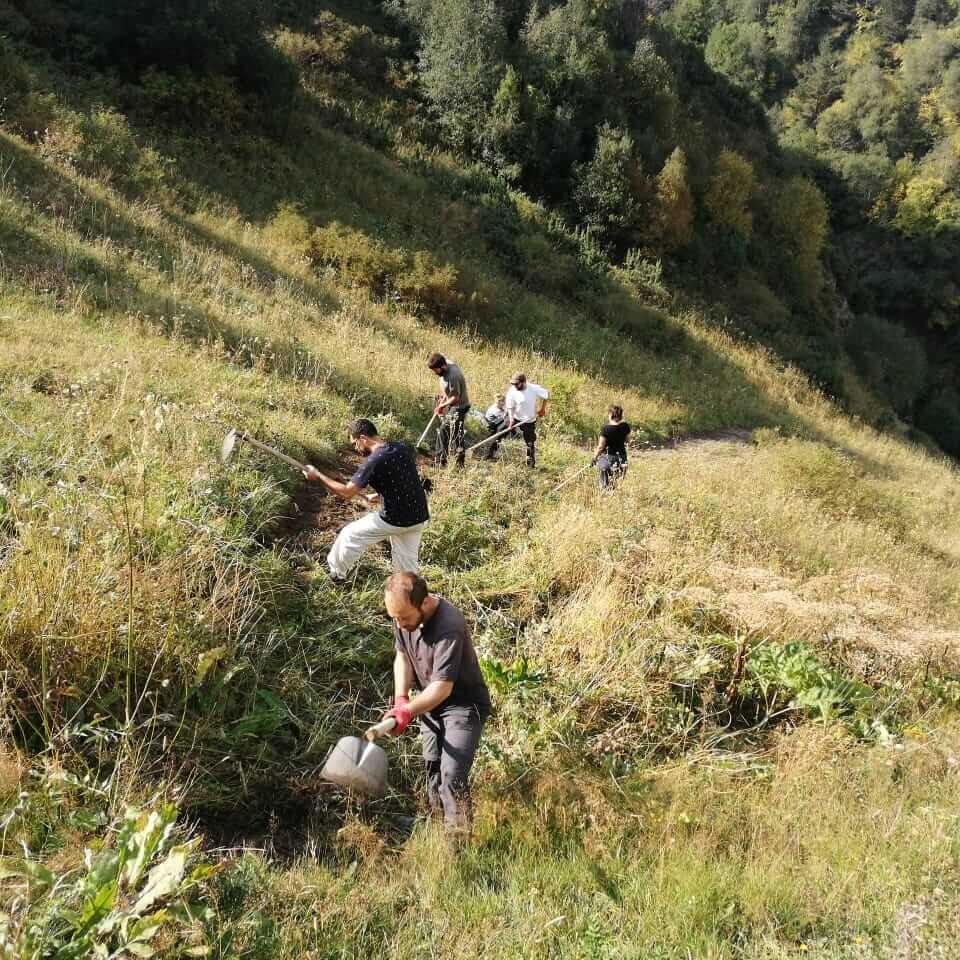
427;352;469;468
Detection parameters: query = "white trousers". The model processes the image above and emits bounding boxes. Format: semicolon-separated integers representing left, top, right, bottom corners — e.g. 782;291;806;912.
327;511;428;578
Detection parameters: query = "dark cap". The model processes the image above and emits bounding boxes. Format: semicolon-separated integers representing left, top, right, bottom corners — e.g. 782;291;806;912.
347;418;378;438
510;371;526;385
427;352;446;370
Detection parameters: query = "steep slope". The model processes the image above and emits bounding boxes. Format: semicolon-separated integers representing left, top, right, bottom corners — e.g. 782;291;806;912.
2;2;960;957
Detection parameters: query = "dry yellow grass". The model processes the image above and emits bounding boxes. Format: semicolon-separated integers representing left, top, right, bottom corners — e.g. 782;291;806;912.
2;113;960;957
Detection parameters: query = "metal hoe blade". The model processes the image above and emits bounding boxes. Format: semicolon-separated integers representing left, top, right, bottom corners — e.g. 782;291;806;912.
220;429;238;464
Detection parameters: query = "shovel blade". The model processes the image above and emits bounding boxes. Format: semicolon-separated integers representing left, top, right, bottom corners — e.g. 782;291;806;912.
320;735;389;798
220;429;238;464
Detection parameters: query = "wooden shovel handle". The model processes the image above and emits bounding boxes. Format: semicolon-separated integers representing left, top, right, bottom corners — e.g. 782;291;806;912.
365;717;397;741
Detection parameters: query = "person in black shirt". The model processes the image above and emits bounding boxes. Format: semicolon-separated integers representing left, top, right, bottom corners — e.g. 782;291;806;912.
302;419;429;582
593;404;630;489
381;571;491;843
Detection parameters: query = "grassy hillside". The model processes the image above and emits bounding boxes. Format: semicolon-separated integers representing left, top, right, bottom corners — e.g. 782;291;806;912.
2;2;960;957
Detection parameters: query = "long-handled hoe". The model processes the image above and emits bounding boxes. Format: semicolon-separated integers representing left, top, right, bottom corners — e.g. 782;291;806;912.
220;428;375;506
465;418;533;458
220;428;308;472
547;460;595;496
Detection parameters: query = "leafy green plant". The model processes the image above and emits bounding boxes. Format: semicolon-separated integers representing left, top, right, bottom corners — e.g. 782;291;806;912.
619;248;665;295
480;656;545;695
0;805;212;959
742;640;873;722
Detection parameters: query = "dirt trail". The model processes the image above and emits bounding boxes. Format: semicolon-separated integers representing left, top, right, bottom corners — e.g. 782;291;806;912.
270;451;366;547
633;427;754;457
268;447;433;547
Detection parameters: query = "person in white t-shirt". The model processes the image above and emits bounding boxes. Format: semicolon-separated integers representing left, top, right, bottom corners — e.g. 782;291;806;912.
505;372;549;467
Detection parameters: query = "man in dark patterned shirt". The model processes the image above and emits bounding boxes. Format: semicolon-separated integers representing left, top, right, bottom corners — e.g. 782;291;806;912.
302;419;429;582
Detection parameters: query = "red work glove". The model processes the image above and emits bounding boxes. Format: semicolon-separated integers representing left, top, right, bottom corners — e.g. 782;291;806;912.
433;405;445;416
538;407;546;418
385;696;412;735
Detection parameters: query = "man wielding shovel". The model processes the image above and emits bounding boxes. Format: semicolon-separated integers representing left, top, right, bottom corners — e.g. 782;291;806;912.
427;352;470;469
302;419;429;583
381;571;491;845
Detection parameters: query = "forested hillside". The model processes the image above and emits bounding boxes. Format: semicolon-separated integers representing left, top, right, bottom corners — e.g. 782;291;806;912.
399;0;960;454
3;0;959;455
2;1;960;957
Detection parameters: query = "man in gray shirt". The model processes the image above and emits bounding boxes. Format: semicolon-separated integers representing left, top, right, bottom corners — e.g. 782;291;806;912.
382;571;491;843
427;352;470;468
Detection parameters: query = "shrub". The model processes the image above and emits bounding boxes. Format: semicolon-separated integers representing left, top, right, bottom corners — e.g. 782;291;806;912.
265;202;312;257
618;248;666;298
136;68;247;131
37;111;84;166
0;43;39;137
0;41;30;113
0;45;58;141
651;147;694;251
129;144;168;195
394;250;465;318
545;375;584;435
308;224;475;319
515;233;580;296
77;107;139;181
414;0;507;151
768;175;829;286
705;22;773;101
283;14;394;88
308;222;404;293
846;314;928;415
573;123;650;251
917;389;960;456
704;149;755;238
3;90;58;142
732;269;790;332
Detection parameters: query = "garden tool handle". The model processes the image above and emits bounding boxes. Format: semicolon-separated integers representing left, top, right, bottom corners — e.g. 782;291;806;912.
465;418;532;454
416;412;438;449
239;433;307;472
365;717;397;741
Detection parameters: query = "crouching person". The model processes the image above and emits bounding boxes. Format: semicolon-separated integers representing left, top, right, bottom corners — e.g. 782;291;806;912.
302;418;429;583
482;392;508;461
382;571;491;846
